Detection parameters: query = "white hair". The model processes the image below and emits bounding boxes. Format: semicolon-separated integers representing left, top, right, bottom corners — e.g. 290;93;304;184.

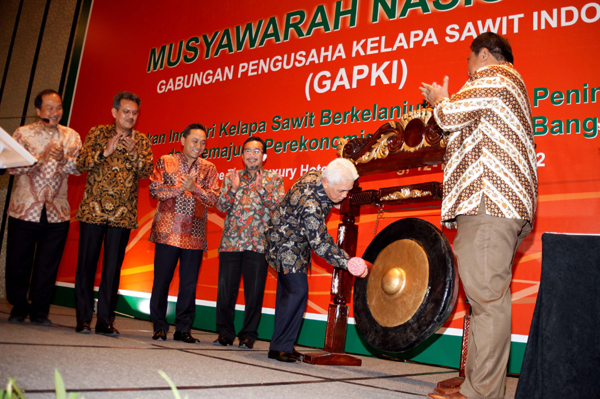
322;158;359;185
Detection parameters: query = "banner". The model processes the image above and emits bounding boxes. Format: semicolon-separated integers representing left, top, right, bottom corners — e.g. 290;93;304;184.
59;0;600;372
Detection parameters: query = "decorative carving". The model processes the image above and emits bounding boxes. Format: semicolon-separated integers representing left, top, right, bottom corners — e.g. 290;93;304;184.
380;188;433;201
355;133;396;164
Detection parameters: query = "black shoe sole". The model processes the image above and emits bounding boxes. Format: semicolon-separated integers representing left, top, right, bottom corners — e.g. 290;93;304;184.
76;328;91;334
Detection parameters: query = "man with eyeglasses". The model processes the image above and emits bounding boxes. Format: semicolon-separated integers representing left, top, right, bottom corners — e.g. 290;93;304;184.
214;136;284;349
74;91;153;336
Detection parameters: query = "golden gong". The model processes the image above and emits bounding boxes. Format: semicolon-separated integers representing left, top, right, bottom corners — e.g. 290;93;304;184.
366;239;429;327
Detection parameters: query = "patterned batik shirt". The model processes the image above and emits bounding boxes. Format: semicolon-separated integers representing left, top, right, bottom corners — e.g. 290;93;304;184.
76;124;153;229
433;62;538;229
8;121;82;223
149;153;219;250
265;170;350;274
217;168;284;253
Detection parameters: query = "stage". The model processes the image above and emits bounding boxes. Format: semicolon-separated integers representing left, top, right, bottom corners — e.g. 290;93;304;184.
0;299;520;398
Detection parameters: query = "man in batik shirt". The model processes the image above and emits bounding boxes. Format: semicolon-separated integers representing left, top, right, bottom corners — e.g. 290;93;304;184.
6;89;81;326
265;158;359;362
421;32;537;399
149;123;219;344
75;91;153;336
214;137;284;349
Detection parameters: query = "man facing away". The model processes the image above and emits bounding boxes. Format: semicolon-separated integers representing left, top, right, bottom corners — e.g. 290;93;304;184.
265;158;367;362
149;123;219;343
420;32;538;399
214;136;284;349
74;91;153;336
6;89;81;326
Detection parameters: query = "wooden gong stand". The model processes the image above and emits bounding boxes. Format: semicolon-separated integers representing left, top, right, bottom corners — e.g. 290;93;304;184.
303;113;471;382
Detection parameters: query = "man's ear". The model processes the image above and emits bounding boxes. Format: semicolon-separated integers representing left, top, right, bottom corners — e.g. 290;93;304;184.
263;153;267;162
321;176;329;189
480;48;490;61
111;108;118;118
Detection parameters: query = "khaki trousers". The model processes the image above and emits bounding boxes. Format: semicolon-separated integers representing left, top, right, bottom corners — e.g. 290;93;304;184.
454;201;532;399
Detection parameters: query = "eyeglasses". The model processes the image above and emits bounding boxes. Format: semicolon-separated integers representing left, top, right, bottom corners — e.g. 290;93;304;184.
243;149;262;155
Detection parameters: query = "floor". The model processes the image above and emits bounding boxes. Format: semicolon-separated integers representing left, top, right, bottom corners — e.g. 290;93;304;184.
0;300;519;398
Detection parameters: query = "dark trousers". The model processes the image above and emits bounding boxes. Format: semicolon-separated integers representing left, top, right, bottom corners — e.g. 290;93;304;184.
216;251;268;342
150;243;203;333
269;271;309;352
75;221;130;327
6;211;69;320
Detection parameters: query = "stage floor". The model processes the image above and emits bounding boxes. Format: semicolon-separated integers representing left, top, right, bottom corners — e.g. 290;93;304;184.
0;299;519;398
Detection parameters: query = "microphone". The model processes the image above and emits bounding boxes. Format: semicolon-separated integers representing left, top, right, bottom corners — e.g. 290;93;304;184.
40;117;50;123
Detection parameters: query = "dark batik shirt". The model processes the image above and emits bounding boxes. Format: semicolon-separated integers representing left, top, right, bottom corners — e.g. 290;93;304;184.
217;168;284;253
149;153;219;250
76;124;153;229
265;170;350;274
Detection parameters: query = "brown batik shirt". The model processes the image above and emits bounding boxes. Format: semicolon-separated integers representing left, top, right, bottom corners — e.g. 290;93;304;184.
433;62;538;229
76;124;153;229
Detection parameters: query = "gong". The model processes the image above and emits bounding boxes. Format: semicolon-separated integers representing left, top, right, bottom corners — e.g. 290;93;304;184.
353;218;458;353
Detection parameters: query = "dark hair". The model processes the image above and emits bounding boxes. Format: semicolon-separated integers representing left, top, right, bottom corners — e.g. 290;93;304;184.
182;123;207;138
471;32;514;64
242;136;266;155
113;91;141;110
34;89;61;110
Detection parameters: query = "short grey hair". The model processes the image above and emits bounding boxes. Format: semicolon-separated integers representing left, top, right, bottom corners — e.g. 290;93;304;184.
322;158;359;185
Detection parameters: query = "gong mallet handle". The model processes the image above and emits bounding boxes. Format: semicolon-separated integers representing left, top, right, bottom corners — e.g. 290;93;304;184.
347;257;372;278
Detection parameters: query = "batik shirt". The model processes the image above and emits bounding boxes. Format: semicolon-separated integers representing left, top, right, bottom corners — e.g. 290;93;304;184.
265;170;349;274
149;153;219;250
217;168;284;253
8;121;81;223
433;62;538;229
76;124;153;229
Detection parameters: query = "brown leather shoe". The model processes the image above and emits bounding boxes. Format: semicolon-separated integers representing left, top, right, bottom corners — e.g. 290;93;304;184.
428;392;468;399
434;386;461;395
268;350;298;363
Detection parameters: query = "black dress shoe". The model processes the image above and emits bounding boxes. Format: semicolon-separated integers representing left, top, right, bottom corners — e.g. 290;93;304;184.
268;350;298;363
8;315;26;324
95;323;120;337
213;334;233;346
292;348;304;361
152;329;167;341
30;317;52;326
76;322;91;334
239;338;254;349
173;331;199;343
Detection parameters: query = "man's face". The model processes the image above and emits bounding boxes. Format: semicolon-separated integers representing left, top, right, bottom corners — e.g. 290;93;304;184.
322;177;354;204
181;129;207;163
111;99;139;132
35;93;63;129
242;140;264;171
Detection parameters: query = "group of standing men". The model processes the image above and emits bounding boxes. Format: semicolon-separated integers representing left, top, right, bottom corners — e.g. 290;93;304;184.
4;88;362;356
5;31;537;397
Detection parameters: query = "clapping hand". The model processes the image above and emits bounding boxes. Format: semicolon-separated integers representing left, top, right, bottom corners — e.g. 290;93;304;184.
104;132;123;157
228;170;240;192
122;131;137;156
420;76;450;105
181;175;196;192
254;170;263;192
